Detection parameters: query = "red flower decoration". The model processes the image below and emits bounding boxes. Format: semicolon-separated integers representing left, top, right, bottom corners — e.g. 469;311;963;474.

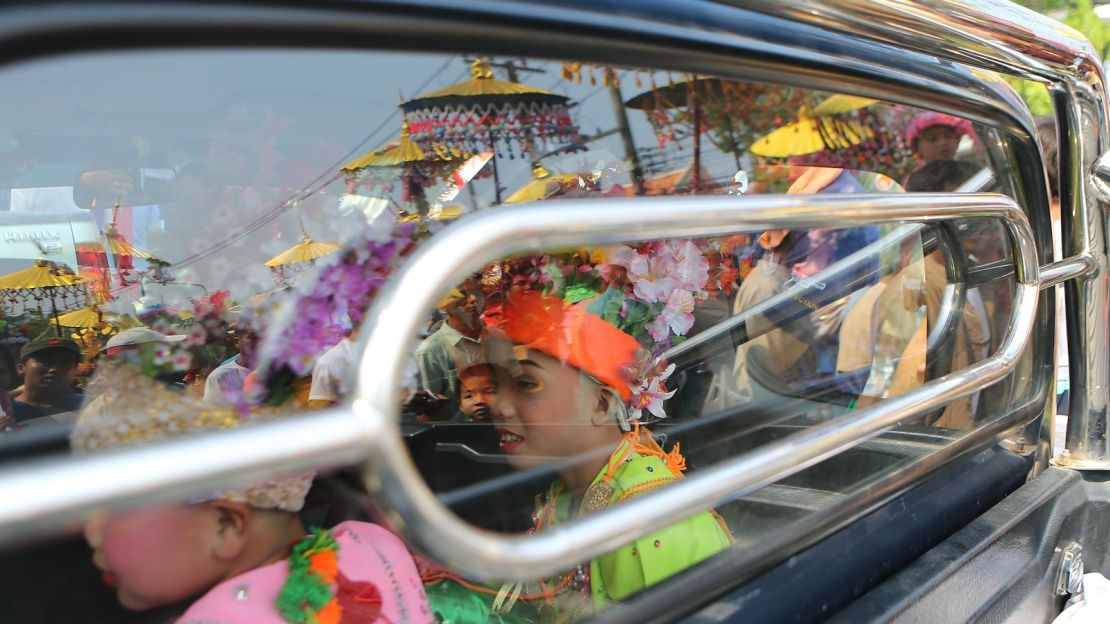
336;572;384;624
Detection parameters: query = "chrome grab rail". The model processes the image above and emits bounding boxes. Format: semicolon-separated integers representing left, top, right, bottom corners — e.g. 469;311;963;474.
0;0;1076;552
0;0;1087;580
741;0;1110;466
662;223;924;364
357;193;1038;580
0;0;1085;556
1040;256;1098;290
0;193;1039;564
669;168;997;365
0;407;376;544
1056;82;1110;466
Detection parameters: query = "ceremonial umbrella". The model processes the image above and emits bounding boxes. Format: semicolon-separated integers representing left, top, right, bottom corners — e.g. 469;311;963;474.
625;77;810;188
75;222;167;298
264;236;340;268
753;94;910;178
505;162;599;204
264;234;340;284
75;224;160;265
750;105;874;157
399;203;464;223
811;94;879;116
51;306;106;329
341;122;467;215
0;260;87;335
401;59;580;203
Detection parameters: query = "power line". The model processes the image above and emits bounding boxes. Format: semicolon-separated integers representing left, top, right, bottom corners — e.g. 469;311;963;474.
173;55;461;270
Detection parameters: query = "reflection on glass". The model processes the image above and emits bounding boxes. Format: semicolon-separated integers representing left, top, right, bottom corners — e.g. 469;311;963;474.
0;47;1025;623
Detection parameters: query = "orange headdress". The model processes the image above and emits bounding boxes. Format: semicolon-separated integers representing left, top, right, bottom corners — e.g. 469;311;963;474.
499;290;642;401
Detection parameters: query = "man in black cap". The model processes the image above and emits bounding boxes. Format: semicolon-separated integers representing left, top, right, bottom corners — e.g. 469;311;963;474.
12;335;83;425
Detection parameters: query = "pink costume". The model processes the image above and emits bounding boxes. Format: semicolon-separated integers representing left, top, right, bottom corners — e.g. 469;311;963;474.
178;521;434;624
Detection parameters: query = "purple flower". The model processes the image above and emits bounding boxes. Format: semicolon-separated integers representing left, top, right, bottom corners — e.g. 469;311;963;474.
258;223;414;377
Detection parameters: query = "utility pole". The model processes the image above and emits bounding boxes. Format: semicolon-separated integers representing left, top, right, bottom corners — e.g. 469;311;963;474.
605;67;645;194
463;60;646;196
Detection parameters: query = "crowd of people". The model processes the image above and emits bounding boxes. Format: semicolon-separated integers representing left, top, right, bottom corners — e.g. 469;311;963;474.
0;109;1020;623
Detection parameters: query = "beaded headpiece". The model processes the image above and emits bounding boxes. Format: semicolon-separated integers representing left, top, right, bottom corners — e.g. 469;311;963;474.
71;364;312;512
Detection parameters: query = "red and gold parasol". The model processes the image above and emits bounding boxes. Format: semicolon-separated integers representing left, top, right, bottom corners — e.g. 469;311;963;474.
76;210;170;298
625;77;812;189
401;59;581;203
75;223;162;266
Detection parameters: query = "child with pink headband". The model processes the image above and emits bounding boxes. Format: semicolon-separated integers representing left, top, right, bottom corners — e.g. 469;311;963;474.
905;112;975;168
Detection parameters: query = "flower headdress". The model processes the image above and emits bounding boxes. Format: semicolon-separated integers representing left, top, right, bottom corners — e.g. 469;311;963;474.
249;214;418;405
498;236;741;423
905;112;974;147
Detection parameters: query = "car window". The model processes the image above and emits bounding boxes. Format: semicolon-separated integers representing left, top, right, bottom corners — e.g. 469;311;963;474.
0;48;1037;622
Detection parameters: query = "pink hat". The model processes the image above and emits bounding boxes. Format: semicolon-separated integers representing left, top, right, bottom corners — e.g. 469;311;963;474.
906;112;974;146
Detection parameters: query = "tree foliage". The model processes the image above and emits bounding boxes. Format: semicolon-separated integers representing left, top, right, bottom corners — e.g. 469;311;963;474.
1007;0;1110;115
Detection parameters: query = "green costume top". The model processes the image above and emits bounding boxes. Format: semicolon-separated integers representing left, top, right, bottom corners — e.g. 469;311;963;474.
424;429;733;622
542;429;734;608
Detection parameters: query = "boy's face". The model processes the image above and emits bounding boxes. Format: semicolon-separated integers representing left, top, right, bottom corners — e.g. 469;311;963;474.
459;370;497;421
236;329;259;368
19;349;77;394
489;350;616;472
84;504;228;611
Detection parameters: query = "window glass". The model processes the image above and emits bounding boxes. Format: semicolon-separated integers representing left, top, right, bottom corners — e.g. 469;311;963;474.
0;48;1030;622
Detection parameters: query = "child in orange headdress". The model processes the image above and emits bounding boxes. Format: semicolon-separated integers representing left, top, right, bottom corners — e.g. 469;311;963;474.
427;241;735;620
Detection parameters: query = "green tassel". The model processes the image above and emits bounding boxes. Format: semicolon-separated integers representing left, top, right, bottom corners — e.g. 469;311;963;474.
276;528;338;622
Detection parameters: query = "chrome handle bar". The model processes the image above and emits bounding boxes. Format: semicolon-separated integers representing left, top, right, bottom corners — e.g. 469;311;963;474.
748;0;1110;466
356;193;1039;581
0;194;1039;577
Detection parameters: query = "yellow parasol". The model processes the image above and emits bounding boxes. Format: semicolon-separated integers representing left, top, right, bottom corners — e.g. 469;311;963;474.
341;122;468;215
751;106;874;158
408;60;559;101
0;260;85;290
341;136;425;171
341;122;466;173
505;162;597;204
399;203;464;223
264;235;340;268
51;306;106;329
0;260;87;335
811;94;878;116
429;203;464;220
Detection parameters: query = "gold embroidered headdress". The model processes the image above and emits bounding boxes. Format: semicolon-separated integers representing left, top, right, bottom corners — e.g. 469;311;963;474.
71;363;312;512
